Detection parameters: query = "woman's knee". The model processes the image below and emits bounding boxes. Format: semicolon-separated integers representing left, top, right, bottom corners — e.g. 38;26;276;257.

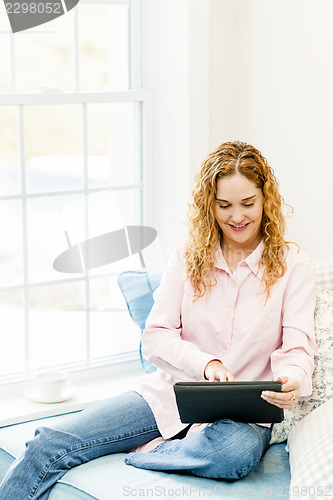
194;420;265;480
25;425;76;467
24;425;94;479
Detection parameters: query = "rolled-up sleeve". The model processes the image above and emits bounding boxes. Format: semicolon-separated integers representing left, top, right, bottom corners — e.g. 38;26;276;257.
142;247;218;381
271;256;317;396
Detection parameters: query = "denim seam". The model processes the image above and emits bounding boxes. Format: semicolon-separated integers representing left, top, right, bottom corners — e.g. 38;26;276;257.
247;423;269;452
29;427;158;499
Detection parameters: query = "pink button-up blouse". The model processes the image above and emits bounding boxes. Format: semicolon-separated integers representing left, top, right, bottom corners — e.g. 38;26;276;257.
134;240;316;440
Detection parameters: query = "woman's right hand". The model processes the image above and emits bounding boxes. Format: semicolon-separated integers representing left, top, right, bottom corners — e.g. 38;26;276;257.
204;360;237;382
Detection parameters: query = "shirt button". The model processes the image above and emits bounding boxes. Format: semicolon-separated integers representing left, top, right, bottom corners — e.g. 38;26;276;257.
226;312;231;319
221;343;227;350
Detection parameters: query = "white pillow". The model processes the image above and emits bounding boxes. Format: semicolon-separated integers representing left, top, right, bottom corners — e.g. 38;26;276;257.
288;398;333;498
314;255;333;291
270;288;333;444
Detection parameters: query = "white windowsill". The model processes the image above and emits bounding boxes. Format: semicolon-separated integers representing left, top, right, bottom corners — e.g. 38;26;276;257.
0;360;147;428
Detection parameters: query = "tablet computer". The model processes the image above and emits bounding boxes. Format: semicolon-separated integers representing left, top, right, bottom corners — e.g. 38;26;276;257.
173;381;284;424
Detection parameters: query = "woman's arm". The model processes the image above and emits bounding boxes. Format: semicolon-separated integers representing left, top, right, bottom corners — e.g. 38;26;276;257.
270;253;317;397
142;247;221;381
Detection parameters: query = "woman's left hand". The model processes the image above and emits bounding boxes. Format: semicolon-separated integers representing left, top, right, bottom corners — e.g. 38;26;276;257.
261;376;300;409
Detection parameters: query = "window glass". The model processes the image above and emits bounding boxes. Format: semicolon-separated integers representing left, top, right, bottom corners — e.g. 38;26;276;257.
90;275;139;359
86;188;142;277
90;310;140;360
78;4;129;91
0;0;149;380
0;290;25;376
24;104;83;193
87;102;140;188
27;194;85;283
0;200;23;287
29;281;86;369
0;35;10;92
14;13;74;92
0;106;20;196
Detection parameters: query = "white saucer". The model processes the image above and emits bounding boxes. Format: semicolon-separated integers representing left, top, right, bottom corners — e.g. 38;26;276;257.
24;385;76;404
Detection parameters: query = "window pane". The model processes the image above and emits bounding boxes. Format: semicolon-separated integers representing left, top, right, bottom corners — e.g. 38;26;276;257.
24;105;83;193
86;190;132;237
27;194;85;283
112;188;141;226
107;4;129;90
0;35;10;92
87;188;142;277
0;106;20;196
14;13;74;92
91;310;140;360
29;281;86;369
89;276;139;359
0;290;25;376
0;6;11;32
86;103;109;189
96;253;144;277
79;4;129;91
0;0;145;380
0;200;23;287
90;275;123;311
87;102;140;188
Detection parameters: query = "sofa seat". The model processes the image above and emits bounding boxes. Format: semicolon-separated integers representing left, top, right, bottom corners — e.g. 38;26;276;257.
0;412;290;499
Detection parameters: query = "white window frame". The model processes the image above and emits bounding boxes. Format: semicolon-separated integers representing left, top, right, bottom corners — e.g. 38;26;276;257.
0;0;155;385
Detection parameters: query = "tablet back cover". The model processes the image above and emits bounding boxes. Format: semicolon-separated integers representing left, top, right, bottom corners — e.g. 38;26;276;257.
174;381;284;423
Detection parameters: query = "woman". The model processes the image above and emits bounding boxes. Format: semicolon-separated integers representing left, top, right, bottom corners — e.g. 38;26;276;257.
0;141;316;499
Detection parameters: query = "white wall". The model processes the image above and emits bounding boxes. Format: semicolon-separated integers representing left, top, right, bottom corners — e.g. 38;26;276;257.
209;0;238;147
146;0;210;261
210;0;333;260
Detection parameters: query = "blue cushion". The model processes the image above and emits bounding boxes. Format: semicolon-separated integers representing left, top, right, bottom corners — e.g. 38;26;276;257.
118;271;162;373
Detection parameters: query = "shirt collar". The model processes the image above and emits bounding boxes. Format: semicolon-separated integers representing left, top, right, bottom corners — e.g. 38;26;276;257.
214;239;265;278
244;239;265;277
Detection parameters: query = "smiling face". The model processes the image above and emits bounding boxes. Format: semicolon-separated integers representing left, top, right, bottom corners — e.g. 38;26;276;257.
215;173;265;252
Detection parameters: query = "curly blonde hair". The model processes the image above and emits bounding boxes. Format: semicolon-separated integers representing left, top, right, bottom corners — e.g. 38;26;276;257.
184;140;293;300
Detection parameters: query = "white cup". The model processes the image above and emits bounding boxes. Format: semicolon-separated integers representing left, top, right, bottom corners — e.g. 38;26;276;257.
33;371;70;399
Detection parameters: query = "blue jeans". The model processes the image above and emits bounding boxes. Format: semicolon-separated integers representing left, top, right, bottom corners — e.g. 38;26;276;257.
0;390;271;499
